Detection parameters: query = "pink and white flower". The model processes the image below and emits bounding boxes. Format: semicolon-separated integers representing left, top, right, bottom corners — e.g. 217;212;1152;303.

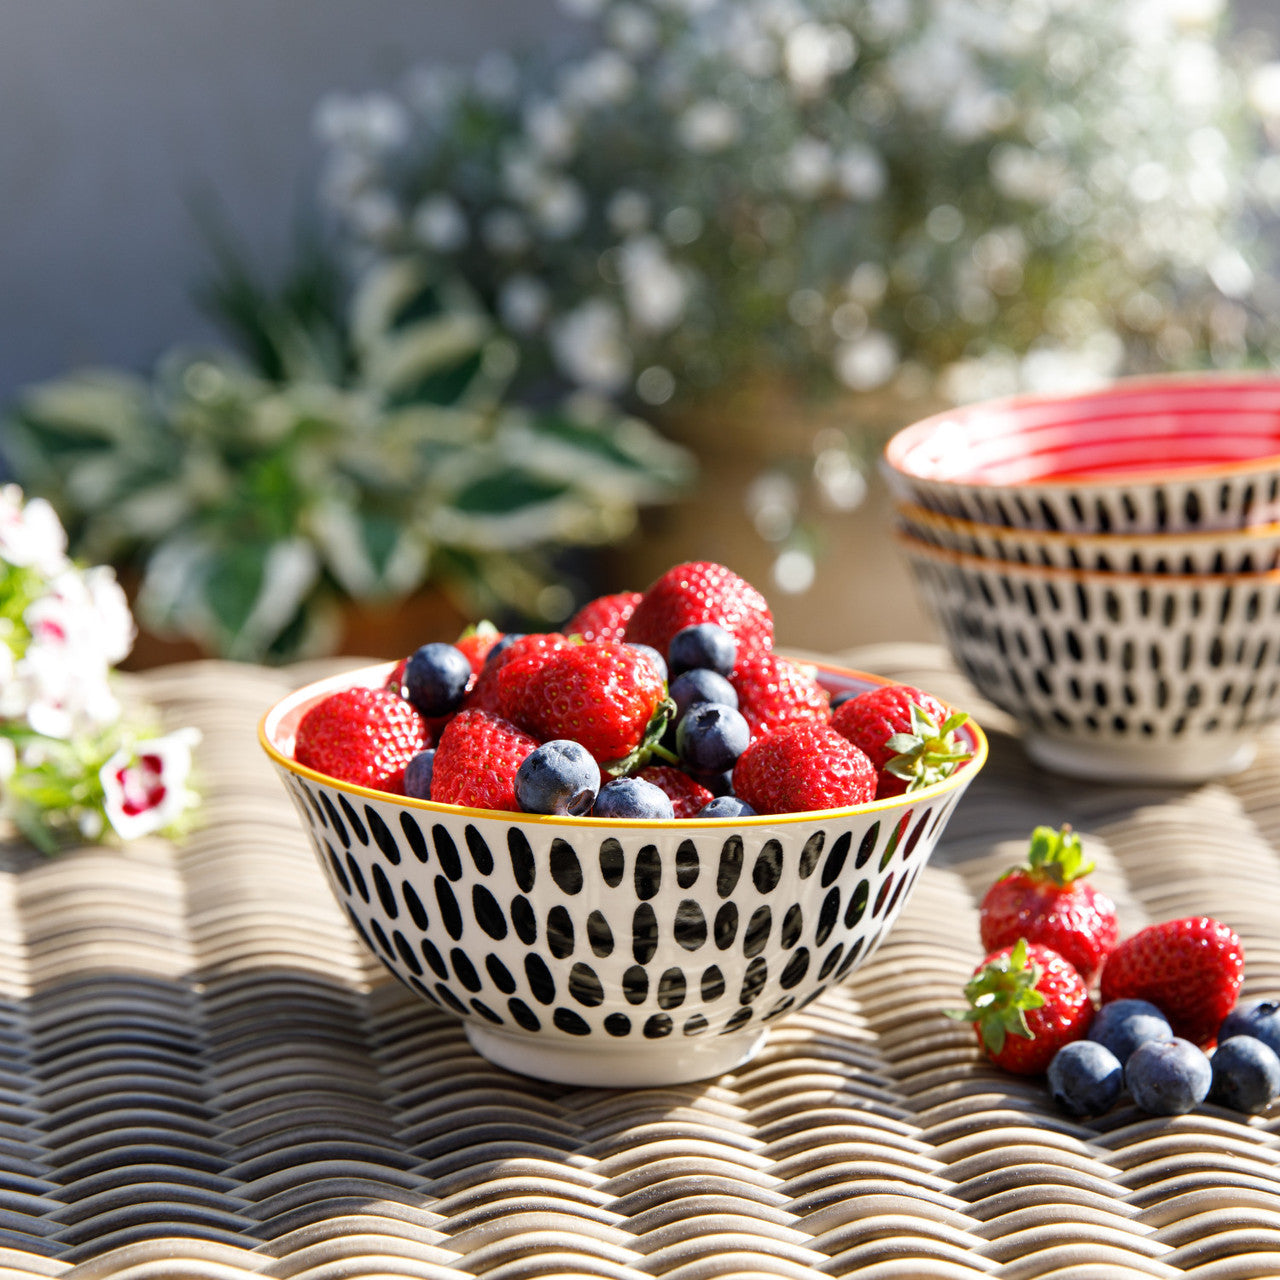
0;484;68;576
99;728;202;842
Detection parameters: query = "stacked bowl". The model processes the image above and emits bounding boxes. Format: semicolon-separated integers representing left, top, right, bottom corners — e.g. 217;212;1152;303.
882;373;1280;784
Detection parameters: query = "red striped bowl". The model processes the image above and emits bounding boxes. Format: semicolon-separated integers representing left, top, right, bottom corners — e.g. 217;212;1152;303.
883;374;1280;534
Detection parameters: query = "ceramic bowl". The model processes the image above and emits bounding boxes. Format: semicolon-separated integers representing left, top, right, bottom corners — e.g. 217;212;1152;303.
896;501;1280;576
259;660;987;1087
882;374;1280;535
899;532;1280;783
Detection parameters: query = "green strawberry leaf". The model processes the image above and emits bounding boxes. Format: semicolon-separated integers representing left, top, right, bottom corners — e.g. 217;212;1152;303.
946;937;1045;1054
1022;823;1093;886
884;702;973;791
602;696;676;778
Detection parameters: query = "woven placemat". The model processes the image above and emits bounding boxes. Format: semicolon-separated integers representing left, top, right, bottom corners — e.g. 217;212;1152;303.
1;648;1279;1278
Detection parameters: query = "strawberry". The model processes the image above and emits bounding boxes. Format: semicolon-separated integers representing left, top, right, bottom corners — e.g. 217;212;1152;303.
731;649;830;741
732;720;876;814
454;621;504;673
468;632;571;715
566;591;642;643
506;639;673;771
294;686;430;795
625;561;773;657
635;765;714;818
430;709;540;812
955;939;1093;1075
1100;917;1245;1048
978;825;1118;984
832;683;972;798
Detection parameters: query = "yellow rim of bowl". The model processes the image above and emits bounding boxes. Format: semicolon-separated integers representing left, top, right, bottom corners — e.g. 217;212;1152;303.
895;526;1280;586
883;371;1280;489
258;656;989;829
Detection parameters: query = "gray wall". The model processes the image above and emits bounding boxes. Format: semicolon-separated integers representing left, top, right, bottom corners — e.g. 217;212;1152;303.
0;0;566;405
0;0;1275;408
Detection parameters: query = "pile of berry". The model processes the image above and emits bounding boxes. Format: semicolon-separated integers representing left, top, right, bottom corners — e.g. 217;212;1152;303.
292;560;974;819
956;825;1278;1117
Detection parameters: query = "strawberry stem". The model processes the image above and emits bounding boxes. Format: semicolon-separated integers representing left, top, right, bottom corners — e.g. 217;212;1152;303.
1018;823;1093;886
884;704;973;792
947;937;1046;1054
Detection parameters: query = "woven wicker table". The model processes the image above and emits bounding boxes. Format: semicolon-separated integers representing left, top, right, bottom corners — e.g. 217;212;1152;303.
3;645;1280;1279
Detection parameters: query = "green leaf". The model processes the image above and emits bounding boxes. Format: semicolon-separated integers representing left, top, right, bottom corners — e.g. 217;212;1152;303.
450;468;570;515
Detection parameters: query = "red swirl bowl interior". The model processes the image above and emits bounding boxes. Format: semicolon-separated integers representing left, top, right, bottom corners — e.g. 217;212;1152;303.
883;374;1280;534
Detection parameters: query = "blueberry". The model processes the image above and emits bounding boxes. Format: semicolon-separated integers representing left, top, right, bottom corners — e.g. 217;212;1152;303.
404;749;436;801
693;768;736;797
1209;1035;1280;1113
696;795;757;818
404;642;472;717
1088;998;1173;1065
592;776;675;820
670;668;738;721
1125;1037;1212;1115
1047;1040;1124;1117
483;633;524;667
676;701;751;774
515;740;601;816
668;623;737;678
1218;999;1280;1057
628;643;668;683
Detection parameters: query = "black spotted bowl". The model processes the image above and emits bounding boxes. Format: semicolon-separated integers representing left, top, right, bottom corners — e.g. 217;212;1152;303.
260;660;987;1087
899;532;1280;783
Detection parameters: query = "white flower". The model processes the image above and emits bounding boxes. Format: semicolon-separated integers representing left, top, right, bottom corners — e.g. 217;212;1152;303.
784;22;856;97
529;177;587;239
347;191;404;245
836;146;887;202
412;195;469;251
619;236;688;332
550;299;633;393
313;92;410;155
17;640;119;739
677;100;741;153
834;330;899;391
83;566;135;665
1249;62;1280;119
559;51;637;108
402;66;464;117
499;275;552;333
0;486;68;575
784;137;834;197
14;564;133;737
607;4;660;56
607;190;651;235
0;736;15;785
524;98;577;162
100;727;202;843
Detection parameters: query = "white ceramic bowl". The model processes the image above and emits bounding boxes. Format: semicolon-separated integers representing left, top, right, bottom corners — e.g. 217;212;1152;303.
883;374;1280;535
899;532;1280;783
896;501;1280;576
260;660;987;1087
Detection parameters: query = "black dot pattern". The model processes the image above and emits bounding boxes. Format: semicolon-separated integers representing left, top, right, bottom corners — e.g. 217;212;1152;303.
286;773;970;1046
907;551;1280;749
904;469;1280;537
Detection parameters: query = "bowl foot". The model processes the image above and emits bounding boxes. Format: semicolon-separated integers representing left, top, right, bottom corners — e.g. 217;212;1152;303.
465;1021;769;1086
1024;732;1257;785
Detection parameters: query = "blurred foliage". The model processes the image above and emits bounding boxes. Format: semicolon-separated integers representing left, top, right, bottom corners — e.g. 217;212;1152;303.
2;251;691;663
